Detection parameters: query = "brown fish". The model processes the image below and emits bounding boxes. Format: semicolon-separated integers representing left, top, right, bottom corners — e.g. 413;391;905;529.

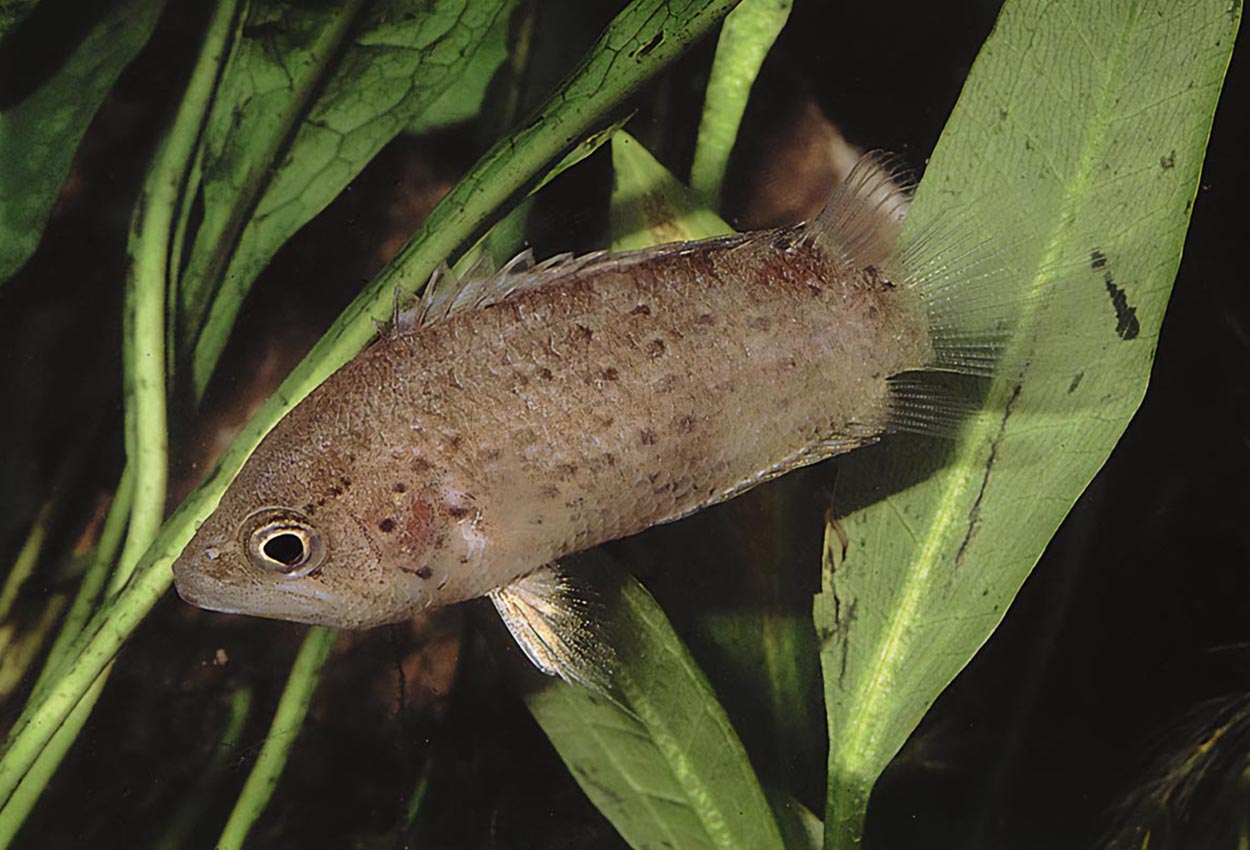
173;154;1009;688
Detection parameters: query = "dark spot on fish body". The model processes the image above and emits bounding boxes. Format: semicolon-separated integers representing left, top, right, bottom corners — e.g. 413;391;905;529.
639;428;658;446
574;324;593;341
378;518;396;533
392;482;407;494
629;303;651;317
600;367;619;381
446;503;473;519
538;367;554;380
646;338;666;359
1068;371;1084;394
1090;249;1108;270
1160;150;1176;170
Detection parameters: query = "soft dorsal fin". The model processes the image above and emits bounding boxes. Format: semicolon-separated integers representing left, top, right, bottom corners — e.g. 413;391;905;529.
805;151;913;273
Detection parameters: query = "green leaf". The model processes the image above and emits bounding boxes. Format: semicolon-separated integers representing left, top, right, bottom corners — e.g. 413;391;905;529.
182;0;515;396
0;0;165;284
814;1;1241;847
609;130;732;247
409;0;516;133
525;574;785;850
768;791;822;850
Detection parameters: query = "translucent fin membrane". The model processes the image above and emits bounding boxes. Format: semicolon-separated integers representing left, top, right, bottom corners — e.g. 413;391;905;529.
807;150;913;272
488;563;617;696
899;222;1024;378
885;373;981;438
402;248;611;329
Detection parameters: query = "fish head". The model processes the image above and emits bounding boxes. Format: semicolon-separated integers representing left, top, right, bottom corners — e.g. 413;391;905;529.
173;417;464;629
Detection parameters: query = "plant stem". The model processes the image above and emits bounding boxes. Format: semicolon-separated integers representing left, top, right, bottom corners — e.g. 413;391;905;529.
0;0;244;821
34;465;134;698
217;627;336;850
689;0;792;208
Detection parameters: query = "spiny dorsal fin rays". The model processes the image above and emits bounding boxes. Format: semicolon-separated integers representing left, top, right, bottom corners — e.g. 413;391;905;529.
488;562;623;703
401;248;617;329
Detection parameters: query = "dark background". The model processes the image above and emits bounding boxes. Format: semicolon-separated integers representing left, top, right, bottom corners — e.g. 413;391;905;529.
0;1;1244;847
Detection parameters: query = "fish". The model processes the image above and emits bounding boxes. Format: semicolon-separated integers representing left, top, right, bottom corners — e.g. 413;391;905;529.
172;153;1012;690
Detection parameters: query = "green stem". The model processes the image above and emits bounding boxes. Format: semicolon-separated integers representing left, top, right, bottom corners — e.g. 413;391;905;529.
0;501;53;626
0;667;108;848
689;0;791;207
34;465;134;697
156;688;253;850
0;0;244;818
0;0;741;815
216;627;336;850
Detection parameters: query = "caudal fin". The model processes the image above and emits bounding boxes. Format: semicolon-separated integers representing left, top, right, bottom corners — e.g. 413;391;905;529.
808;152;1029;436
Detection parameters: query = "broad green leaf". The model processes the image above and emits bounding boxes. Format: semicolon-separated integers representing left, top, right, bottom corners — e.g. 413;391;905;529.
0;0;741;818
815;1;1241;847
0;0;164;284
525;574;785;850
409;0;515;133
183;0;515;395
768;791;822;850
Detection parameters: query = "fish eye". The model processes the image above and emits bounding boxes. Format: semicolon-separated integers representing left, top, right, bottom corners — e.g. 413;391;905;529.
241;508;326;578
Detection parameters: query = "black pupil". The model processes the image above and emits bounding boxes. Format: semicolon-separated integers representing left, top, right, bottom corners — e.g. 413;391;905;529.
263;532;306;567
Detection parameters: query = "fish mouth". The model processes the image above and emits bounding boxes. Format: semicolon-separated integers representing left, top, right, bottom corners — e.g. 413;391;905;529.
173;559;347;626
172;567;244;615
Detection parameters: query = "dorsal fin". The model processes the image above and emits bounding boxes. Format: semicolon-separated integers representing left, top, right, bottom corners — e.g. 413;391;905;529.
399;248;618;330
399;232;758;332
805;151;913;273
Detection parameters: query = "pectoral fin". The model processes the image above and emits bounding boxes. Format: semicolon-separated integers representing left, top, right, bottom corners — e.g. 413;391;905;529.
488;563;618;697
